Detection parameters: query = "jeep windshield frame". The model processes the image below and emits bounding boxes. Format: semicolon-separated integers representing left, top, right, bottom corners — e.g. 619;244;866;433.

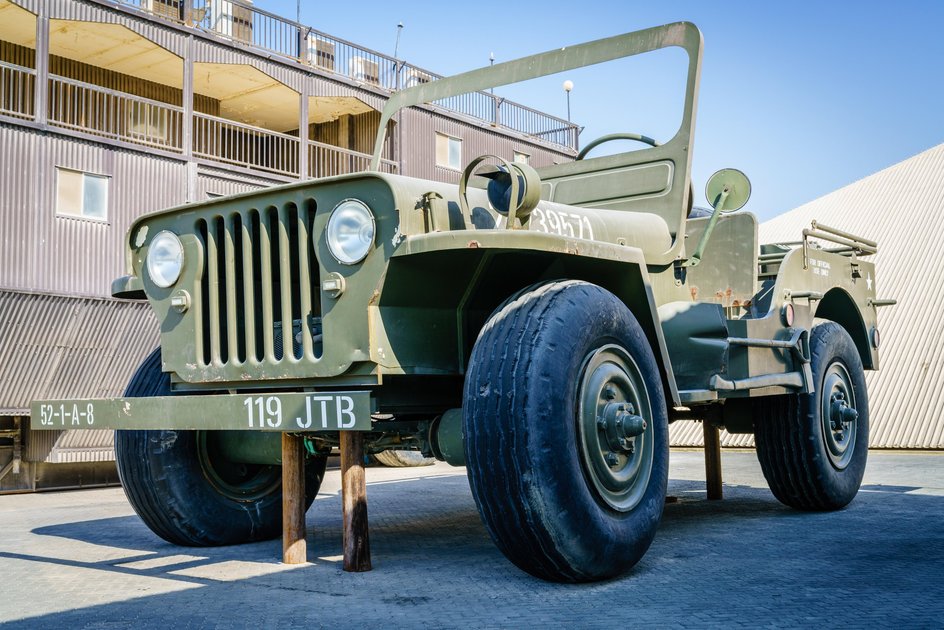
370;22;703;264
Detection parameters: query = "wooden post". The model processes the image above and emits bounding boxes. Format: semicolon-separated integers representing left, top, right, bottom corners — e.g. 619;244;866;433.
340;431;372;572
281;433;307;564
703;422;723;500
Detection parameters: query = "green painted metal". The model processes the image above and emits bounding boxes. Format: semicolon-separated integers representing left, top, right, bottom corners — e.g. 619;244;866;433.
429;408;465;466
577;344;654;512
28;21;886;446
214;431;284;465
30;391;373;432
682;168;751;268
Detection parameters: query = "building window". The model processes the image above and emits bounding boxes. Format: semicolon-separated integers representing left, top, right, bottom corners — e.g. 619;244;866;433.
436;133;462;170
514;151;530;164
56;168;109;220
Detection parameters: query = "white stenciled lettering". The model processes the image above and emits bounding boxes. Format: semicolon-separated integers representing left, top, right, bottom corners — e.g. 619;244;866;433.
265;397;282;428
297;397;313;429
311;396;333;430
86;403;94;425
336;396;356;429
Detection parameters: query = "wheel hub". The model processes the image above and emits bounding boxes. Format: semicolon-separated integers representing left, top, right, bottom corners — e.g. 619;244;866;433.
577;344;654;512
598;402;647;455
197;431;282;501
821;362;858;470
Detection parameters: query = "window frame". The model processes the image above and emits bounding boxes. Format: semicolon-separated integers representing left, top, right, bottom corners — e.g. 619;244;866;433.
55;166;111;223
435;132;463;171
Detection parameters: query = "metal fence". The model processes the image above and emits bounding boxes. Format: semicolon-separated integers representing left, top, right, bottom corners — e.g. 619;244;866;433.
47;75;184;151
0;62;35;120
111;0;579;151
38;74;395;178
308;140;397;179
193;112;299;176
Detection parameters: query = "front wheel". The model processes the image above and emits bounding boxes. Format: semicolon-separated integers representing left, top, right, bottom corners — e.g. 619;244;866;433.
463;280;668;582
115;350;327;546
753;322;869;510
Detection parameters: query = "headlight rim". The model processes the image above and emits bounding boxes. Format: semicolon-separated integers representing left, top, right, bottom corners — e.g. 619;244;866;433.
146;229;185;289
326;198;376;265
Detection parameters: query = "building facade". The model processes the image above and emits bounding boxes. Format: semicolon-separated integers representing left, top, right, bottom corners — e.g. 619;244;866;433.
0;0;578;491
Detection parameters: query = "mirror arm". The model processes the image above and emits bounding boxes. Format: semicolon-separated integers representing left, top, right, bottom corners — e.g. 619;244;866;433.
681;187;729;268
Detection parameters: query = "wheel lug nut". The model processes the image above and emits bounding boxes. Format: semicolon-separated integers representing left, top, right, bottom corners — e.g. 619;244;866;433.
606;453;619;467
604;386;617;400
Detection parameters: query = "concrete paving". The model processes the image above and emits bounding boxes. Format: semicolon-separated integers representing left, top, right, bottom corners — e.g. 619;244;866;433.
0;450;942;628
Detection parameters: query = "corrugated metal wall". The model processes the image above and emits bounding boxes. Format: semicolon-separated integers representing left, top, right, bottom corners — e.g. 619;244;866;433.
0;289;158;414
671;143;944;450
0;124;188;296
197;165;274;198
0;40;35;68
399;108;568;183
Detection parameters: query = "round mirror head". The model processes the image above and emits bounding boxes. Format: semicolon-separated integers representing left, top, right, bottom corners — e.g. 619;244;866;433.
705;168;751;213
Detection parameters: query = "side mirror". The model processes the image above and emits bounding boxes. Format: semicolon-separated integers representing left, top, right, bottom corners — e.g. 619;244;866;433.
705;168;751;213
682;168;751;268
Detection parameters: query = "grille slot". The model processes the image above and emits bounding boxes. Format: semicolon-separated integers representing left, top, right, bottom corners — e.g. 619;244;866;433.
196;200;321;369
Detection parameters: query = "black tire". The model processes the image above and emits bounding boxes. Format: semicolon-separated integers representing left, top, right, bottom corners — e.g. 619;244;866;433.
754;322;869;510
115;349;327;546
463;280;668;582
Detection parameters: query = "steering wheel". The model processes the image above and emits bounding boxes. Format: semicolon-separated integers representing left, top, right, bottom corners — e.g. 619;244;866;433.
576;133;660;160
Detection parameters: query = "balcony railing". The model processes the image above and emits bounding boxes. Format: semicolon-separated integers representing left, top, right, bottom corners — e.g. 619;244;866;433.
0;61;35;120
110;0;579;151
48;75;185;151
193;112;299;176
31;76;411;181
308;140;397;179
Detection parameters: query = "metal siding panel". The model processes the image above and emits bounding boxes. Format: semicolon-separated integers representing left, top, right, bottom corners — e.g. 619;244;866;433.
14;133;187;297
8;0;39;13
305;74;387;112
197;168;271;197
25;427;60;461
45;428;114;462
398;108;570;182
0;290;159;414
0;123;41;292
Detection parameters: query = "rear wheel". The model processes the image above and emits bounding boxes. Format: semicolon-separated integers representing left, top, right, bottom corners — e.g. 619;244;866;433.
115;350;327;546
753;322;869;510
463;280;668;582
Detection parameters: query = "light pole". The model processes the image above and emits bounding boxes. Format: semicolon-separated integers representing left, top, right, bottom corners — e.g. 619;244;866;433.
394;22;404;59
489;52;495;94
562;80;573;122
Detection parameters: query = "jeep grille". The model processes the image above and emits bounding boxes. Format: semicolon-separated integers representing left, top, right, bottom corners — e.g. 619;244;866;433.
194;200;322;368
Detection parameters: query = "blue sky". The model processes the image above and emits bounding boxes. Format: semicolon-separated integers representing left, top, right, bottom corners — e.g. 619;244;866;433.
267;1;944;220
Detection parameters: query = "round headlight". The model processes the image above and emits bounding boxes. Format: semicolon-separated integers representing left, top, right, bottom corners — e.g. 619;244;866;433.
147;231;184;288
326;199;375;265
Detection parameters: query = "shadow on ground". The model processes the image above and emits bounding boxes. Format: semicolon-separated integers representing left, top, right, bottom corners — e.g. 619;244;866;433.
4;472;943;628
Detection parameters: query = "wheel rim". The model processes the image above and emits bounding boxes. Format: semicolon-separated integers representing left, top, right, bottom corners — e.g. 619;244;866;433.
576;344;654;512
196;431;282;501
820;361;858;470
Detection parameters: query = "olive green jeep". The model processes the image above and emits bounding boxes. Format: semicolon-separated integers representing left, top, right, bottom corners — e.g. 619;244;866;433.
33;22;892;582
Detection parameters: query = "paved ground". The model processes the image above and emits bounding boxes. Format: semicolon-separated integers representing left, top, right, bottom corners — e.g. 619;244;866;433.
0;450;942;629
